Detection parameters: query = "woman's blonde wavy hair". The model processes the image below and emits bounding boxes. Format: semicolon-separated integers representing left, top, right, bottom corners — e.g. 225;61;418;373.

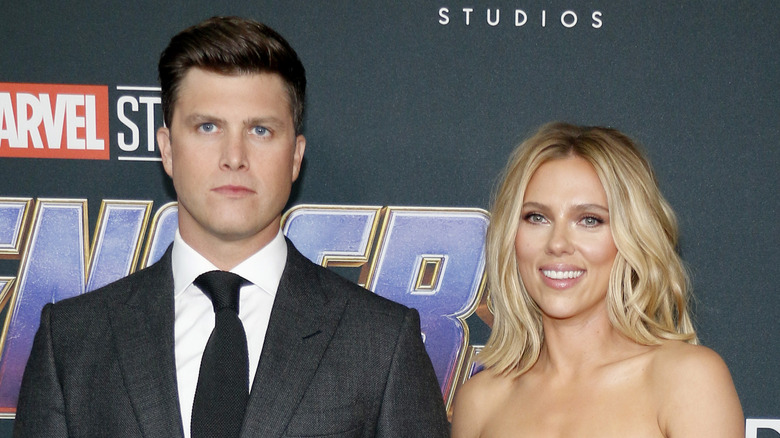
479;122;697;378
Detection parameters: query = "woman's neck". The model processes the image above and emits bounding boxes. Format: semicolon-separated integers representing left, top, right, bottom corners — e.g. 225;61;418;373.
534;307;640;377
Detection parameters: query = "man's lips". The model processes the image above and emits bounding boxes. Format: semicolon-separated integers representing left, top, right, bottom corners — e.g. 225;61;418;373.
212;185;256;197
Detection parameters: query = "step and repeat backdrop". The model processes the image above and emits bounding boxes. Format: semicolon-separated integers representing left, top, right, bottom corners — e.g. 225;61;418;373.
0;1;777;435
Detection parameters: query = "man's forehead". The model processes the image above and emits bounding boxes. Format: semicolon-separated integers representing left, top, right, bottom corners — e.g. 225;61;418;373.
173;68;294;118
178;67;287;88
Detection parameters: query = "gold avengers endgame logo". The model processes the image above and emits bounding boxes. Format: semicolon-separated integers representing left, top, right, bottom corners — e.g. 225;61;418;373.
0;201;488;416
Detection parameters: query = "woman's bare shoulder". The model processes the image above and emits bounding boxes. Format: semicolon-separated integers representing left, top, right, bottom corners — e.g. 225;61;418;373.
649;341;744;437
451;369;512;438
461;367;509;394
649;341;735;388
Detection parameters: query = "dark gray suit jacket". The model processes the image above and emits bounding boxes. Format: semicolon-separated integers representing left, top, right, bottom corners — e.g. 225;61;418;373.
14;241;449;437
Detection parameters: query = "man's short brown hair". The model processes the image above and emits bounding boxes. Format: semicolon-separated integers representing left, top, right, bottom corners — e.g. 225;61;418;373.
159;16;306;134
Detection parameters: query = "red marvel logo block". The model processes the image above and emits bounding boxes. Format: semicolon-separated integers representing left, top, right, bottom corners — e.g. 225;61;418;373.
0;82;109;160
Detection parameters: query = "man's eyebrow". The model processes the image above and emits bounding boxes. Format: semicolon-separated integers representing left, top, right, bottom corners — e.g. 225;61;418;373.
184;113;225;125
181;114;289;129
244;116;286;127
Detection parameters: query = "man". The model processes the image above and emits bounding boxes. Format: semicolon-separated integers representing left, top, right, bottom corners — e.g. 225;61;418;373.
14;16;449;437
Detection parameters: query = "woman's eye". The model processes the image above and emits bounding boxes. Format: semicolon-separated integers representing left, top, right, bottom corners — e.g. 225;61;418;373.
525;213;546;224
580;216;604;227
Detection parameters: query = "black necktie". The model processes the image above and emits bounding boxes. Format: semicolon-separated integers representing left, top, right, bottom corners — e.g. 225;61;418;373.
191;270;249;438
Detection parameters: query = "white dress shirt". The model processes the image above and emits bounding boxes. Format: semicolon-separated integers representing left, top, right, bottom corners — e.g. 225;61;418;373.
171;229;287;438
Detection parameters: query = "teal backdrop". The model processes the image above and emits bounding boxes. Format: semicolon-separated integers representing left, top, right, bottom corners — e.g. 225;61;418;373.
0;1;777;436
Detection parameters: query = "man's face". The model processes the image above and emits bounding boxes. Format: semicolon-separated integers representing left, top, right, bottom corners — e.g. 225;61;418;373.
157;68;305;261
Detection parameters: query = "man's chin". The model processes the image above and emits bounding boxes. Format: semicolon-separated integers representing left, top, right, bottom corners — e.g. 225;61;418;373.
212;223;279;246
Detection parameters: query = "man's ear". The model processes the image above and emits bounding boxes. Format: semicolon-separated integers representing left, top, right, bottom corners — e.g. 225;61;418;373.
157;127;173;177
291;134;306;182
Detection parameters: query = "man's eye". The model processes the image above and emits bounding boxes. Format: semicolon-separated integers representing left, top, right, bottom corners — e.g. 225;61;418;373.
198;123;216;133
252;126;269;136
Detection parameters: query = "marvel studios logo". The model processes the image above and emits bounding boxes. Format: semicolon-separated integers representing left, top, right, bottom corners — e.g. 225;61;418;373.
438;7;603;28
0;83;109;160
0;82;164;162
114;85;163;162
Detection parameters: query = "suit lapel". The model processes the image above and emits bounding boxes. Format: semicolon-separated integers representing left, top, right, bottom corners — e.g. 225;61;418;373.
109;248;183;438
241;241;347;437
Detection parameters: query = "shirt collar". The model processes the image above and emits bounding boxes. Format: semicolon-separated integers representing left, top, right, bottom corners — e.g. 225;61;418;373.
171;229;288;298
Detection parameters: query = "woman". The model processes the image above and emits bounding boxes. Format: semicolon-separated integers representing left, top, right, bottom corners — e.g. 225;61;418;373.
451;123;743;437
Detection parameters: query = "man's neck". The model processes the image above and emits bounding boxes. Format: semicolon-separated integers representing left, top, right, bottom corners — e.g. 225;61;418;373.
179;224;281;271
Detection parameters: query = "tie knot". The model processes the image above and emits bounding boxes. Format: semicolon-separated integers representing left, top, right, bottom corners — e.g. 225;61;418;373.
194;270;246;314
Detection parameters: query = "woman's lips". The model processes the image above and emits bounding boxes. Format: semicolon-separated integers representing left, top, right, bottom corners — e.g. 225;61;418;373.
539;267;585;289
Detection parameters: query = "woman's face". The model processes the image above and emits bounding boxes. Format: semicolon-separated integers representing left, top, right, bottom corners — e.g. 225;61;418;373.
515;156;618;322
